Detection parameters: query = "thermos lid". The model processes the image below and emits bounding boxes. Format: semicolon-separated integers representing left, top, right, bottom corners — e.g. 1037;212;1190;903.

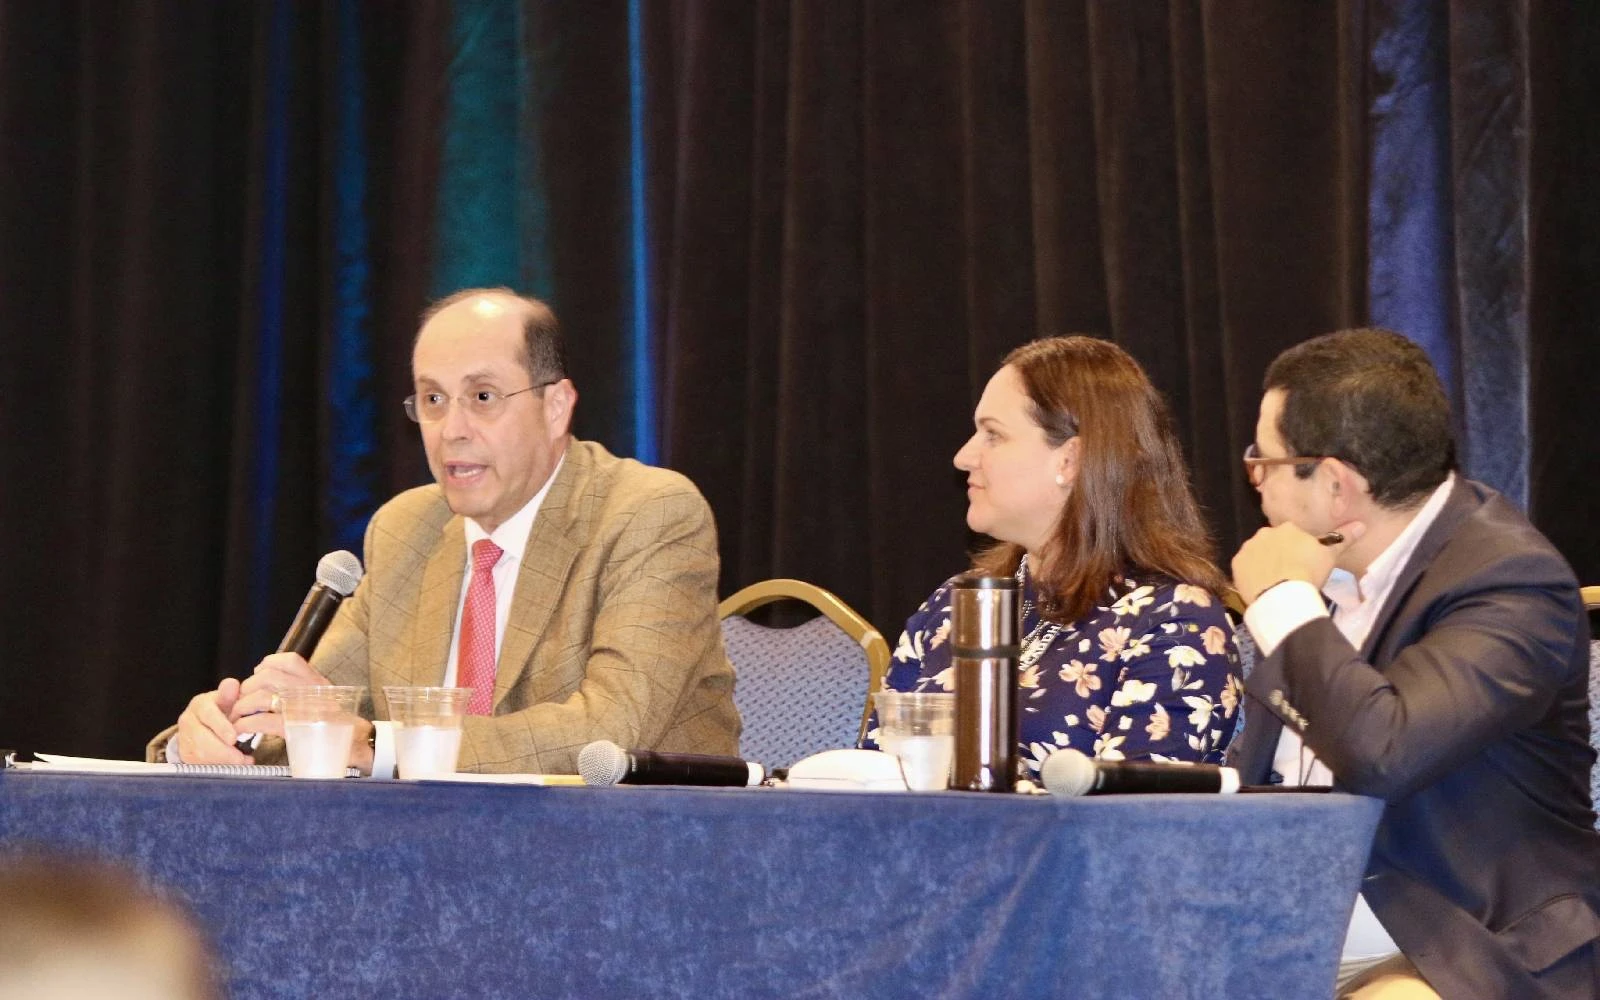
951;573;1019;653
954;573;1017;590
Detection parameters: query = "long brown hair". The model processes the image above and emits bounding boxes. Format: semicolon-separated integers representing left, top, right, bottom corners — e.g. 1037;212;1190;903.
972;336;1225;622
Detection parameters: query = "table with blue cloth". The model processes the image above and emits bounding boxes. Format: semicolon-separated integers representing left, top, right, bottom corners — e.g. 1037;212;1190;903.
0;771;1380;999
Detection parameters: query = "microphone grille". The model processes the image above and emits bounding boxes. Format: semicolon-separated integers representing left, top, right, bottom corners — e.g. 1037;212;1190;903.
315;550;364;597
576;740;628;787
1039;748;1096;797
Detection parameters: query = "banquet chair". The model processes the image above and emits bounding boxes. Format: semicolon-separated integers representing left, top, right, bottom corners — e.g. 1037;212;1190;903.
718;579;891;770
1222;586;1257;746
1584;586;1600;824
1222;585;1247;624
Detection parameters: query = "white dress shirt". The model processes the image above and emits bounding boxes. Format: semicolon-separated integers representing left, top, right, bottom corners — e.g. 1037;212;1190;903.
1243;473;1455;963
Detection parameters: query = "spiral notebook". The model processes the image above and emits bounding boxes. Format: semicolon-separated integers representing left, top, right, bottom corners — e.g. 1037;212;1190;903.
28;753;359;779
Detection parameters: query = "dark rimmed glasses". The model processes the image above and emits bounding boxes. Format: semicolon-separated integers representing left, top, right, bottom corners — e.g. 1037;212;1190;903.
1241;442;1335;488
403;378;561;423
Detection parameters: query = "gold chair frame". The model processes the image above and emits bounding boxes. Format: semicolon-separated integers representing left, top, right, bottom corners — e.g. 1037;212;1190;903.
718;579;892;746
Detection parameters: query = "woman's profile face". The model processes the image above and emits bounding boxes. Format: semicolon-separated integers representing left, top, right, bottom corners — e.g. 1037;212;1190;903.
953;365;1075;553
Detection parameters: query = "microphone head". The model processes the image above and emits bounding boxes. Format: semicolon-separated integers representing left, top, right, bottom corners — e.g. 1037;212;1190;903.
1039;748;1096;797
315;550;364;597
577;740;628;787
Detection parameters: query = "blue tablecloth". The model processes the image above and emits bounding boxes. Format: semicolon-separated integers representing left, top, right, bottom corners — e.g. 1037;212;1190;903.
0;771;1379;999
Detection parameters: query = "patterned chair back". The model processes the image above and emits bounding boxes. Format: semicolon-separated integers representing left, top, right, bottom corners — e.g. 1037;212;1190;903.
1224;621;1259;747
1584;587;1600;827
718;580;891;771
1588;637;1600;827
1222;588;1255;746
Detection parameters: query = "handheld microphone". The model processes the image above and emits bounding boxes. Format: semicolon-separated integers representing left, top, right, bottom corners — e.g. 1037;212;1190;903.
1040;748;1239;796
235;551;364;754
278;550;364;657
577;740;765;788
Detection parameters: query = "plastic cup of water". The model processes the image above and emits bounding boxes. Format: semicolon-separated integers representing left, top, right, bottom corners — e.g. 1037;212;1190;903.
384;686;472;779
874;691;956;791
278;686;364;779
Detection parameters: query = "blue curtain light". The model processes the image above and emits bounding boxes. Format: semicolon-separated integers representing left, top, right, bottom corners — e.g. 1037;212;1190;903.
328;0;379;555
628;0;656;464
433;0;523;297
248;0;294;654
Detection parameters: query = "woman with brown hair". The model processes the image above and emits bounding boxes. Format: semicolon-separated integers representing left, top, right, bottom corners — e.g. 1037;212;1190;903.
880;336;1240;774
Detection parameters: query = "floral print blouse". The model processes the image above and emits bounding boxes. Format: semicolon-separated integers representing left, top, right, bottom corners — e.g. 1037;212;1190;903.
878;558;1241;776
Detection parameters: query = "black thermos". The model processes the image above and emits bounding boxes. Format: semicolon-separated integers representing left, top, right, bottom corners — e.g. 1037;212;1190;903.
950;574;1020;792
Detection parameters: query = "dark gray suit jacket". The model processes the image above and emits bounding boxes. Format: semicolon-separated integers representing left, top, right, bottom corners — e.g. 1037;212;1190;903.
1228;478;1600;999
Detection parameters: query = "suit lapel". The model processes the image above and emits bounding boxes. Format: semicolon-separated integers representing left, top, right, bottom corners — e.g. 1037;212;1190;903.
1358;477;1476;663
414;514;467;686
492;444;585;710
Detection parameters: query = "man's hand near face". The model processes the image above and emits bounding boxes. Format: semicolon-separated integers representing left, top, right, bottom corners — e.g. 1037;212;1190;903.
1232;520;1367;605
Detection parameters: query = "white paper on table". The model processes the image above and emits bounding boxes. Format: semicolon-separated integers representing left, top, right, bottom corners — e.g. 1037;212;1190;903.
29;754;180;775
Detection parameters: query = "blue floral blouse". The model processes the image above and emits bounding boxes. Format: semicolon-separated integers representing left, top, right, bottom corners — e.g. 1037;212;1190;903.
877;557;1241;776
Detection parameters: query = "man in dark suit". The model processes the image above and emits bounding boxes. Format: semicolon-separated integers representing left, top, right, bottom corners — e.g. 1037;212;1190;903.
1229;328;1599;999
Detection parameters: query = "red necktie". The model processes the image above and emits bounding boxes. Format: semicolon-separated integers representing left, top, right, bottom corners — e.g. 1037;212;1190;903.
458;539;503;715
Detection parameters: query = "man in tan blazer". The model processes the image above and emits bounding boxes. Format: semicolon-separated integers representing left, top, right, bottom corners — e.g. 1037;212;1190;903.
154;289;739;774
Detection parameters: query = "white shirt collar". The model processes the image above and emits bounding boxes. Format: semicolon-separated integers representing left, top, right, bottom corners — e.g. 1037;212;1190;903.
462;448;566;563
1323;472;1455;614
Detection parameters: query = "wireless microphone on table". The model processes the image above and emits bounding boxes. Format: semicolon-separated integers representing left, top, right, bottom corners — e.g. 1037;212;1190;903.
577;740;765;787
1040;748;1240;796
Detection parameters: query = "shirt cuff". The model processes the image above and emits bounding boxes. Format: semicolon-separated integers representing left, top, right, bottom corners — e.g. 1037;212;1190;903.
370;720;397;780
1243;580;1329;658
163;736;183;764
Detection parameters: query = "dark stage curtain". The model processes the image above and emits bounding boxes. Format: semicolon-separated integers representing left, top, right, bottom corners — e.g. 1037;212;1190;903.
1;0;1596;759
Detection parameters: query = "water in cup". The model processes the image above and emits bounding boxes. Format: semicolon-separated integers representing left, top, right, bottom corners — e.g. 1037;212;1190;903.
277;685;364;779
394;724;464;779
879;732;954;791
383;686;472;779
874;690;957;791
285;720;355;779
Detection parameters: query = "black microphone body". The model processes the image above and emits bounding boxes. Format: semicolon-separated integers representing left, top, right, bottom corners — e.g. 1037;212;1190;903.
1041;748;1239;796
278;583;346;657
577;740;764;787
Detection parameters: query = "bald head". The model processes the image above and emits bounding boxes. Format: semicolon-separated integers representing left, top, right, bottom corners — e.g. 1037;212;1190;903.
419;288;567;386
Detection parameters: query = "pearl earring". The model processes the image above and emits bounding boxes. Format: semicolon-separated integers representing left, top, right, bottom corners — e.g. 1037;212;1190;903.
1055;474;1066;486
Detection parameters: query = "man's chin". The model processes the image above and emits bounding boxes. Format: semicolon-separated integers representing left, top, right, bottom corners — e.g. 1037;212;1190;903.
441;485;491;520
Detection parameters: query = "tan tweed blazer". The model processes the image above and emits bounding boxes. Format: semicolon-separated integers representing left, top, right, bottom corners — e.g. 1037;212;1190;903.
152;439;740;773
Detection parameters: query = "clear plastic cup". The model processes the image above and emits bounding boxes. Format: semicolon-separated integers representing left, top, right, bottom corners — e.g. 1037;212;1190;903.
384;686;472;779
278;686;364;779
874;691;956;791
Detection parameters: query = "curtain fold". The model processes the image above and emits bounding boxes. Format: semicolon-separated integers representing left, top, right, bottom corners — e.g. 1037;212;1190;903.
0;1;254;756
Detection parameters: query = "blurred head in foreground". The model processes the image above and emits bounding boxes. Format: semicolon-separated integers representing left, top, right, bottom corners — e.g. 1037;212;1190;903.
0;852;221;1000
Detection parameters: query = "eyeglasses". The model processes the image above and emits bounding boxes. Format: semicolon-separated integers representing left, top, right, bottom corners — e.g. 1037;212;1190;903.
403;379;561;423
1241;442;1335;488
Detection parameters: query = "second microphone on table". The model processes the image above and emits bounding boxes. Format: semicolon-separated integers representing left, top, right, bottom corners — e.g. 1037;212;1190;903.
1040;748;1240;796
577;740;765;787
